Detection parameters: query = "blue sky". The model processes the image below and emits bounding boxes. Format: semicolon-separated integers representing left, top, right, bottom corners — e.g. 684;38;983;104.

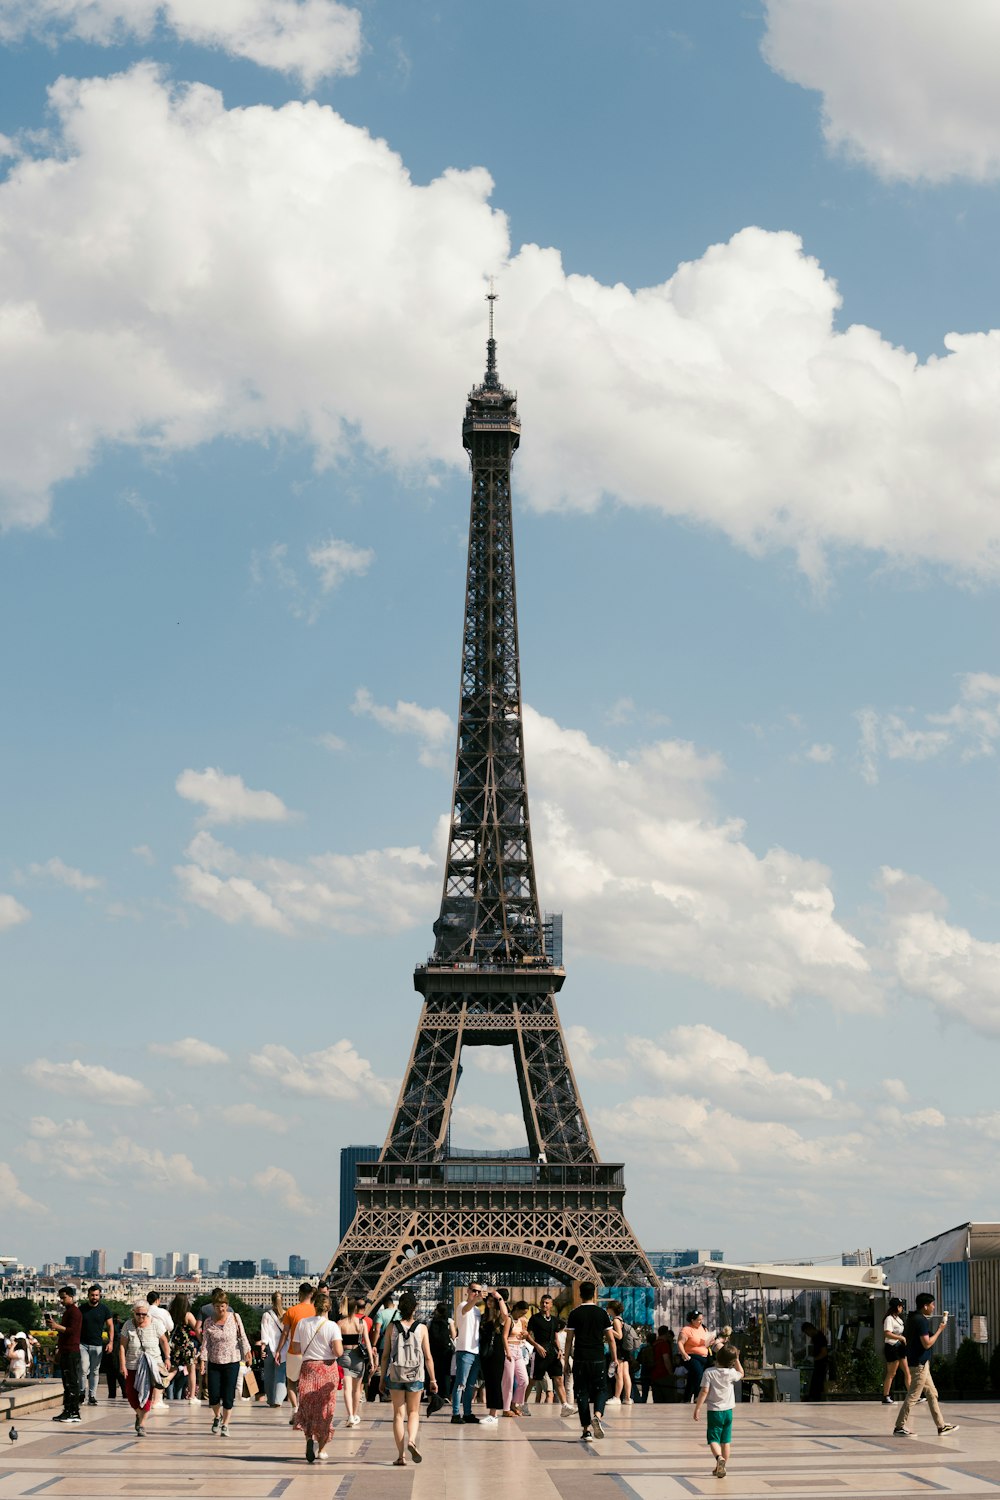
3;0;1000;1272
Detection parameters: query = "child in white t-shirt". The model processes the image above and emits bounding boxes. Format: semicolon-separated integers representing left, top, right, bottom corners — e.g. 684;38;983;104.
693;1344;744;1477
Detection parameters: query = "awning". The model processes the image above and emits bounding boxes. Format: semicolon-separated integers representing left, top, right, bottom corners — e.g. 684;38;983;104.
668;1260;887;1293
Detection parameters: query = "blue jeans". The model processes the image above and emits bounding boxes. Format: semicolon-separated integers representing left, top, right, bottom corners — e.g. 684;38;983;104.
80;1345;104;1399
452;1350;480;1416
263;1351;287;1407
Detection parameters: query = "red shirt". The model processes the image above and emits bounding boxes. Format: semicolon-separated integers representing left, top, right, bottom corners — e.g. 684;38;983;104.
58;1303;82;1354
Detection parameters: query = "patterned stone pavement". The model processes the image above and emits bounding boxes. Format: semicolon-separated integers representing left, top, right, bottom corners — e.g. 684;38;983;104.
2;1396;999;1500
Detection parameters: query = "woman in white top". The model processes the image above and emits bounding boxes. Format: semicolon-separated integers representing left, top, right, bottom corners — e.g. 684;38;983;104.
260;1293;287;1409
882;1297;909;1404
291;1289;343;1463
118;1302;169;1437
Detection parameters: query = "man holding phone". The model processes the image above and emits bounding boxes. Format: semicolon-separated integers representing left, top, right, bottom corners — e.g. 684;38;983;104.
893;1293;959;1437
50;1286;83;1423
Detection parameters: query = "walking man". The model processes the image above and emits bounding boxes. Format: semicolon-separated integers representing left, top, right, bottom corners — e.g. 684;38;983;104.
564;1282;617;1441
451;1281;483;1425
893;1294;959;1437
146;1292;173;1412
50;1286;83;1423
79;1285;114;1406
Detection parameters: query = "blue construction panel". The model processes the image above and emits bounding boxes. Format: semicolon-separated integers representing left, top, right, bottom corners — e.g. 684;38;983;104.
940;1261;970;1348
599;1286;657;1326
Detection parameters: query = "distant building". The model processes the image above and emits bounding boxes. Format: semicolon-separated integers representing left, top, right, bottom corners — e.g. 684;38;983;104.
227;1260;257;1279
155;1257;167;1277
543;912;564;965
86;1249;107;1278
198;1258;210;1274
124;1251;154;1275
340;1146;380;1241
880;1221;1000;1358
260;1258;277;1276
288;1254;309;1278
65;1255;84;1275
143;1275;305;1308
645;1249;724;1275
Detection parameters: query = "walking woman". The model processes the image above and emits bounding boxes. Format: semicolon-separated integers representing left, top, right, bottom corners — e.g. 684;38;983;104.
118;1301;169;1437
478;1291;506;1423
338;1298;374;1427
608;1301;633;1403
501;1300;531;1417
882;1298;910;1404
167;1294;199;1402
292;1289;343;1463
199;1289;252;1437
261;1292;287;1409
380;1290;437;1466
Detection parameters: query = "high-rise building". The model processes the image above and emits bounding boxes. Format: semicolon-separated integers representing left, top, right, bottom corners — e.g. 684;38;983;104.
182;1253;200;1274
260;1258;277;1276
154;1257;167;1277
339;1146;380;1241
124;1251;154;1275
198;1257;209;1274
86;1248;107;1278
227;1260;257;1278
65;1255;84;1275
288;1255;309;1278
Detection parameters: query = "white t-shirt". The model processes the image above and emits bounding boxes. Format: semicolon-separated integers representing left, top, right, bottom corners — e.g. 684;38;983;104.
700;1366;740;1411
295;1317;342;1361
148;1306;173;1337
884;1314;905;1342
456;1304;482;1354
261;1309;284;1355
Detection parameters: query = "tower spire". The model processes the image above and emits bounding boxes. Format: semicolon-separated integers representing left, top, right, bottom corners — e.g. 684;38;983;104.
484;277;500;390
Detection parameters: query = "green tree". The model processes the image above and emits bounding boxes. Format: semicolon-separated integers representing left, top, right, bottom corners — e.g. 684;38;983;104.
853;1337;884;1396
0;1297;45;1331
954;1338;988;1398
930;1354;955;1397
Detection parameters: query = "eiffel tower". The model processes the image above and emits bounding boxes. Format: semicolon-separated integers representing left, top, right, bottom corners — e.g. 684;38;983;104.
324;292;657;1301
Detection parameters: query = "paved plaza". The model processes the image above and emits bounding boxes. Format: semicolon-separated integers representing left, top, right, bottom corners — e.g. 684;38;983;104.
3;1398;1000;1500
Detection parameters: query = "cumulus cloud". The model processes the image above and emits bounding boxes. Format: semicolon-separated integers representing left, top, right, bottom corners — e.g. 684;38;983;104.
523;707;876;1010
0;0;363;87
24;1057;150;1105
4;68;1000;579
25;1115;207;1189
762;0;1000;183
0;1160;47;1214
450;1104;526;1145
249;1039;395;1106
27;856;103;891
175;767;293;825
466;1047;515;1076
309;537;374;592
220;1102;290;1132
176;829;436;937
804;743;835;764
0;893;30;930
878;867;1000;1037
858;673;1000;783
149;1037;229;1066
251;1164;313;1214
352;687;452;767
628;1024;844;1121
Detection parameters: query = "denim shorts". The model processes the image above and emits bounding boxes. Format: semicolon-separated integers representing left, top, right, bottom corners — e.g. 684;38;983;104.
388;1379;424;1392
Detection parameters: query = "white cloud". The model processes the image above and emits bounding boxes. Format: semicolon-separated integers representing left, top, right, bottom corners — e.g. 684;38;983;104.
450;1104;526;1145
251;1164;314;1214
175;767;293;825
177;829;436;937
249;1040;395;1106
24;1057;150;1105
352;687;452;767
628;1024;843;1121
4;68;1000;579
308;537;374;592
0;0;362;87
467;1048;515;1076
0;893;30;930
804;743;835;764
149;1037;229;1066
858;673;1000;783
878;867;1000;1037
883;1078;909;1105
317;733;346;752
0;1161;47;1215
24;1115;207;1190
132;843;156;864
28;856;103;891
565;1024;629;1082
524;707;876;1010
762;0;1000;183
220;1103;290;1133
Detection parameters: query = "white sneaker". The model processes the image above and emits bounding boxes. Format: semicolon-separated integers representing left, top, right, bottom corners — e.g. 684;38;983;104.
480;1415;499;1425
605;1397;621;1406
561;1405;576;1416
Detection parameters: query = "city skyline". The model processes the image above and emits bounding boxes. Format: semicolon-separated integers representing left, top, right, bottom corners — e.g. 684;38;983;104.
4;1;1000;1267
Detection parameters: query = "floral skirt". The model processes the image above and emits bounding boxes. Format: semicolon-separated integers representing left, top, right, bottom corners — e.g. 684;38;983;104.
292;1360;338;1446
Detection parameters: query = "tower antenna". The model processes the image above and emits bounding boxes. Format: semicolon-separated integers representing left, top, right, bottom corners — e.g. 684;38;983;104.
485;277;499;388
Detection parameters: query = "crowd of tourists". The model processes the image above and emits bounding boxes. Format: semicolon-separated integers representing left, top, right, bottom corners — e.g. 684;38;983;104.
14;1281;960;1469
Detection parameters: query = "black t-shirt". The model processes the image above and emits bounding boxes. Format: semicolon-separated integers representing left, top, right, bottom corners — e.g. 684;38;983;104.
566;1304;611;1362
527;1312;557;1354
906;1312;932;1366
79;1301;111;1345
810;1330;829;1362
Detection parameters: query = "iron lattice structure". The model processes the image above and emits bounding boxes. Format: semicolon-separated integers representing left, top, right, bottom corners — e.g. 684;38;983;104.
325;296;657;1303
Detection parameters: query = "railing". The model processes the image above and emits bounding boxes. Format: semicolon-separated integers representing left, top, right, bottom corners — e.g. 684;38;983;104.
355;1160;625;1189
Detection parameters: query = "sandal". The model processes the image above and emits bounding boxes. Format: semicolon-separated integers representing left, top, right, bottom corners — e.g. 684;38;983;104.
393;1456;406;1466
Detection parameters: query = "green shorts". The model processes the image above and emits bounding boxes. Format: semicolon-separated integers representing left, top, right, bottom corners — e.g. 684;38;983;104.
706;1408;733;1446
